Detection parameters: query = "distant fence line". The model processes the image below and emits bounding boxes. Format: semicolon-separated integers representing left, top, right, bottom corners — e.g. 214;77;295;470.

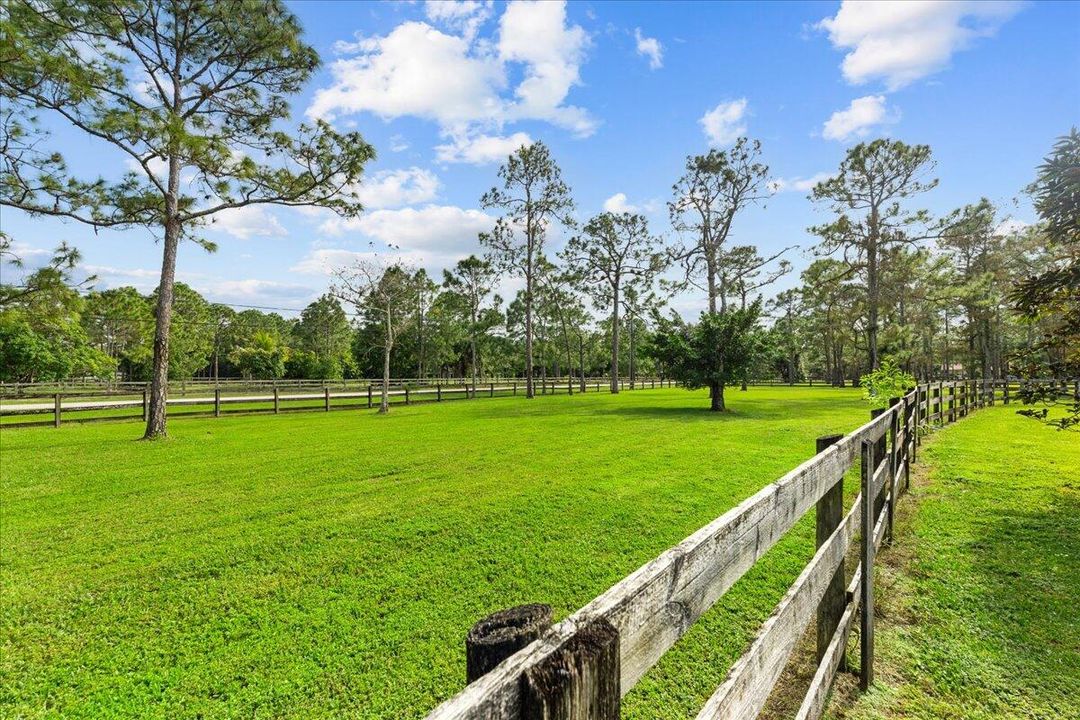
0;377;682;428
426;379;1073;720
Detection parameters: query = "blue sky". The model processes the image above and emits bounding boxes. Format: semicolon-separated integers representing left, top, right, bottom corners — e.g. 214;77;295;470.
4;0;1078;318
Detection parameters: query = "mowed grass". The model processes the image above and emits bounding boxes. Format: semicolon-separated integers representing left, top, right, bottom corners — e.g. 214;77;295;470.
831;406;1080;720
1;386;867;719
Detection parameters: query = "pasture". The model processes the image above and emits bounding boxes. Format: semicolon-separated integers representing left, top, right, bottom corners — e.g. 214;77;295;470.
1;386;867;719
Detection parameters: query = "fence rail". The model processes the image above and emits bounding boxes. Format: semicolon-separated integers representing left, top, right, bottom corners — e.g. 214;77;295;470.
0;377;680;427
426;378;1072;720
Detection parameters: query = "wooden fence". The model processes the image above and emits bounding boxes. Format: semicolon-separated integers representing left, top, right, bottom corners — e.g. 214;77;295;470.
0;377;679;428
425;379;1051;720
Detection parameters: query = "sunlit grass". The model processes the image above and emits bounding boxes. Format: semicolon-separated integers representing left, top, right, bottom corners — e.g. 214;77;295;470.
1;386;869;719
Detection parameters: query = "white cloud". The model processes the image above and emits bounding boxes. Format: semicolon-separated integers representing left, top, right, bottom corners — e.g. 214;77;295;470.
309;22;505;126
424;0;493;43
318;204;495;251
309;1;595;142
822;95;898;141
352;167;440;209
700;98;748;147
208;206;288;240
435;131;533;164
602;193;638;213
204;279;315;303
634;28;663;69
389;134;410;152
818;1;1024;90
769;172;833;193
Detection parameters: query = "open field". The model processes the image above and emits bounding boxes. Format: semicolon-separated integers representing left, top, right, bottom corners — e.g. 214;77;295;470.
828;406;1080;720
0;386;870;719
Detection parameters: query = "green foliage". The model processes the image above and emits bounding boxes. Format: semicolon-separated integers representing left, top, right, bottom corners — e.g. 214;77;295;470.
151;283;213;381
650;303;763;410
228;331;287;380
860;356;915;408
0;387;869;719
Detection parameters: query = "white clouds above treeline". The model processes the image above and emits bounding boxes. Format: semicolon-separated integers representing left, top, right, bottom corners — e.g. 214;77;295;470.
700;98;748;147
822;95;899;141
308;0;592;165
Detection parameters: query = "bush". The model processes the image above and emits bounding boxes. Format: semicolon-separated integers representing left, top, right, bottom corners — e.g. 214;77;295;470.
860;357;915;409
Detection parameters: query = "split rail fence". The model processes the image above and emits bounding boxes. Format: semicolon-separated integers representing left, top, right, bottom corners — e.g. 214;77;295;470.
0;377;678;428
427;379;1058;720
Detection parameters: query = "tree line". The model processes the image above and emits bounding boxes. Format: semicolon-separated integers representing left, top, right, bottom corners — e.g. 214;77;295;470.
1;1;1075;432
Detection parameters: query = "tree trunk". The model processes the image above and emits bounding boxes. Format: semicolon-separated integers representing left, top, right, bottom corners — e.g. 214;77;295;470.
610;286;620;394
143;165;182;439
525;270;535;398
710;381;725;411
866;207;880;370
381;311;392;413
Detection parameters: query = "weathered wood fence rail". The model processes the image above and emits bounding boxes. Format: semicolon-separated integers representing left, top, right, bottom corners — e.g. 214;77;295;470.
427;379;1067;720
0;377;680;428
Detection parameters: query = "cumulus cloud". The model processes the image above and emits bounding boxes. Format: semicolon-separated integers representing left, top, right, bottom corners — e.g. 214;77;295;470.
318;204;495;251
818;1;1024;90
352;167;440;209
309;1;595;143
700;98;748;147
424;0;493;42
634;28;663;69
769;172;832;194
435;131;533;164
207;205;288;240
602;193;638;213
822;95;898;141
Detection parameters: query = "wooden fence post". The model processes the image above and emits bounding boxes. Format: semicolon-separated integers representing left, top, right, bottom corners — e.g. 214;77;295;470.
142;387;149;423
860;438;876;692
1004;380;1010;405
522;618;620;720
405;385;410;405
214;388;221;417
437;383;442;402
490;382;495;398
513;382;518;396
466;604;553;683
815;433;846;667
368;384;373;409
325;387;331;412
887;398;900;544
273;387;279;414
53;393;61;428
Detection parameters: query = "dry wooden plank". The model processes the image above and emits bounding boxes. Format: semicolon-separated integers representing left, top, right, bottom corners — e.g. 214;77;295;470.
695;493;863;720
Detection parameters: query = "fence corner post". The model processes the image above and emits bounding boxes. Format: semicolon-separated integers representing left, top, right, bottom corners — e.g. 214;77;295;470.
815;433;846;667
522;618;620;720
465;604;553;684
860;437;876;692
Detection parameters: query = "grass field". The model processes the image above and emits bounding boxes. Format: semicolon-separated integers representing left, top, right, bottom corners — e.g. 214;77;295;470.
1;386;872;719
828;406;1080;720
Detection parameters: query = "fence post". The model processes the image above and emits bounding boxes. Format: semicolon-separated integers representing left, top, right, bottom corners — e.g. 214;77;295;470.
815;433;845;667
368;384;373;409
274;387;279;414
325;387;331;412
142;387;149;423
1004;380;1010;405
465;604;553;684
214;388;221;417
490;382;495;398
887;398;901;544
513;382;517;396
54;393;61;428
521;618;620;720
860;438;876;692
437;383;442;402
405;385;410;405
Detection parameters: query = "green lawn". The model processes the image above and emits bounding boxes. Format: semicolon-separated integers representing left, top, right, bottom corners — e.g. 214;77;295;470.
829;406;1080;720
0;386;871;719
